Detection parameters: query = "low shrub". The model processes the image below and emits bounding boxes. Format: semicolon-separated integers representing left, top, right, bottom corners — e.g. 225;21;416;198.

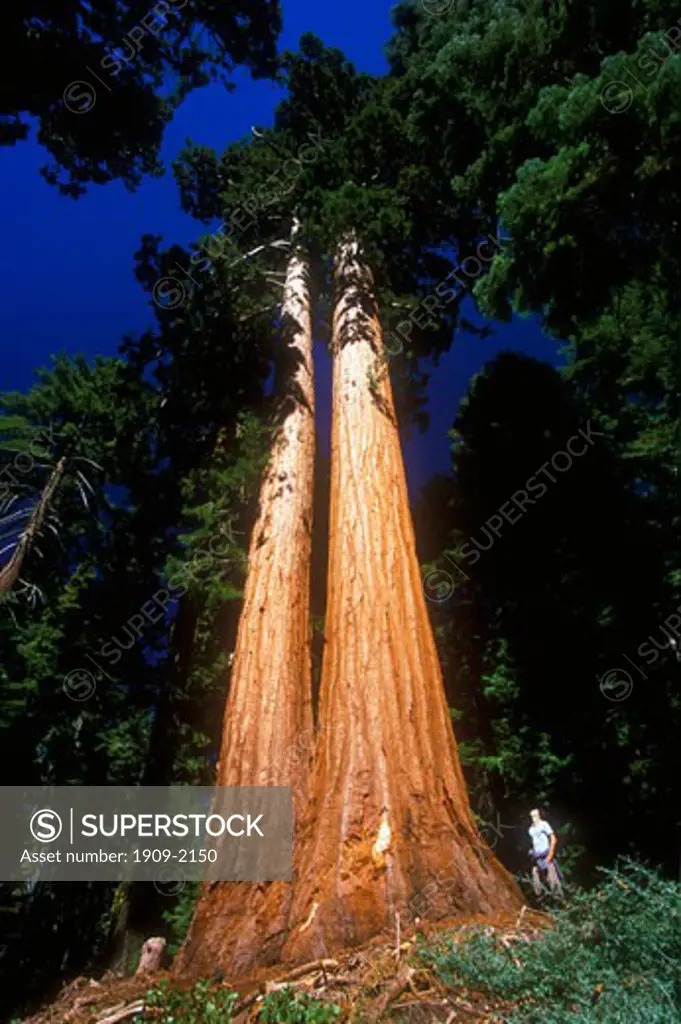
419;860;681;1022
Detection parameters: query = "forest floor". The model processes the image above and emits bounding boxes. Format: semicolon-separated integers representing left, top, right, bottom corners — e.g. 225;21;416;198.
21;906;549;1023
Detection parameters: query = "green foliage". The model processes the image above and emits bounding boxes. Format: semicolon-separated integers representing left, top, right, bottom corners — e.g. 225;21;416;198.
0;321;268;1013
402;0;681;883
133;980;341;1024
420;861;681;1022
156;411;270;787
258;989;342;1023
394;0;681;580
171;32;467;427
422;350;677;880
4;0;281;196
136;978;238;1023
161;881;200;958
0;355;171;1018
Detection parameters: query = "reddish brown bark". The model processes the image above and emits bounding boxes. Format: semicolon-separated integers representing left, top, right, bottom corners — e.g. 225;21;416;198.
176;224;315;976
282;236;522;963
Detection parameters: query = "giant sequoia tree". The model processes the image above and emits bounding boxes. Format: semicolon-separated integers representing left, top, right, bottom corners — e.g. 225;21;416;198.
283;237;521;962
178;218;317;972
167;34;526;971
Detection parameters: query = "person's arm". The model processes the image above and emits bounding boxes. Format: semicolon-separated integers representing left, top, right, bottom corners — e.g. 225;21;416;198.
547;831;557;863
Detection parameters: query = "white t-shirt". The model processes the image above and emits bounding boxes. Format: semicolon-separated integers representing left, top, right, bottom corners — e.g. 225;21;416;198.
529;819;554;856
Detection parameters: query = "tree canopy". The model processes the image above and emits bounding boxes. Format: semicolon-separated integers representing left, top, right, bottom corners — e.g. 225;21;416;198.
2;0;282;195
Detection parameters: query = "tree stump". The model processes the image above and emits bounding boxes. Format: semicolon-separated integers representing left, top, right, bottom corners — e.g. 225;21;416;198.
135;936;166;975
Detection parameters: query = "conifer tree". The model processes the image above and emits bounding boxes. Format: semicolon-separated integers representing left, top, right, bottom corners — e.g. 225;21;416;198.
4;0;282;196
283;235;521;961
177;217;316;974
173;34;524;973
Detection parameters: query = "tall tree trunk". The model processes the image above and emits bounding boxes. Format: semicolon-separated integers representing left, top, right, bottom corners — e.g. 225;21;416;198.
283;235;522;963
176;220;315;976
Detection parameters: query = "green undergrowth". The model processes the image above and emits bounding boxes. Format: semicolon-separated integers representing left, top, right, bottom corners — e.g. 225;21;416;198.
133;862;681;1022
258;988;342;1022
133;979;238;1023
419;861;681;1022
133;978;341;1023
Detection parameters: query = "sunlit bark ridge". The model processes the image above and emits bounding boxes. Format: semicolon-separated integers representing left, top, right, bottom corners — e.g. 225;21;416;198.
177;219;315;975
283;234;522;962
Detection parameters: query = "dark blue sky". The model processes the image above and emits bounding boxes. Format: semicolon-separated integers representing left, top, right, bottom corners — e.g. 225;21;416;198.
0;0;559;493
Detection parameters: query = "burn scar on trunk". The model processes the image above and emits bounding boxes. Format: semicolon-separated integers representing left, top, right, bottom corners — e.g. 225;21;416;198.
298;900;319;933
372;812;391;866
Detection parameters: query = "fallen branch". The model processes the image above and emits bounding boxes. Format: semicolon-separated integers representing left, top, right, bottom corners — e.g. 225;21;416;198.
264;979;313;995
499;935;524;968
393;997;451;1011
365;966;416;1022
451;995;475;1011
278;958;339;983
232;991;261;1019
233;959;341;1018
96;1000;144;1024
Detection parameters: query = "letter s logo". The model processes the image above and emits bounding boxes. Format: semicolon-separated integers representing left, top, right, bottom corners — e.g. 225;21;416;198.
30;809;63;843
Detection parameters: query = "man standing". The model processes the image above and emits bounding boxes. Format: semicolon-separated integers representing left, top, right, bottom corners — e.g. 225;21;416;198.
529;808;563;897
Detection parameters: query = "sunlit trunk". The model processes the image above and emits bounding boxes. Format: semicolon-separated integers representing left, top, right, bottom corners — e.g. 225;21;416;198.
177;220;315;975
283;235;522;962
